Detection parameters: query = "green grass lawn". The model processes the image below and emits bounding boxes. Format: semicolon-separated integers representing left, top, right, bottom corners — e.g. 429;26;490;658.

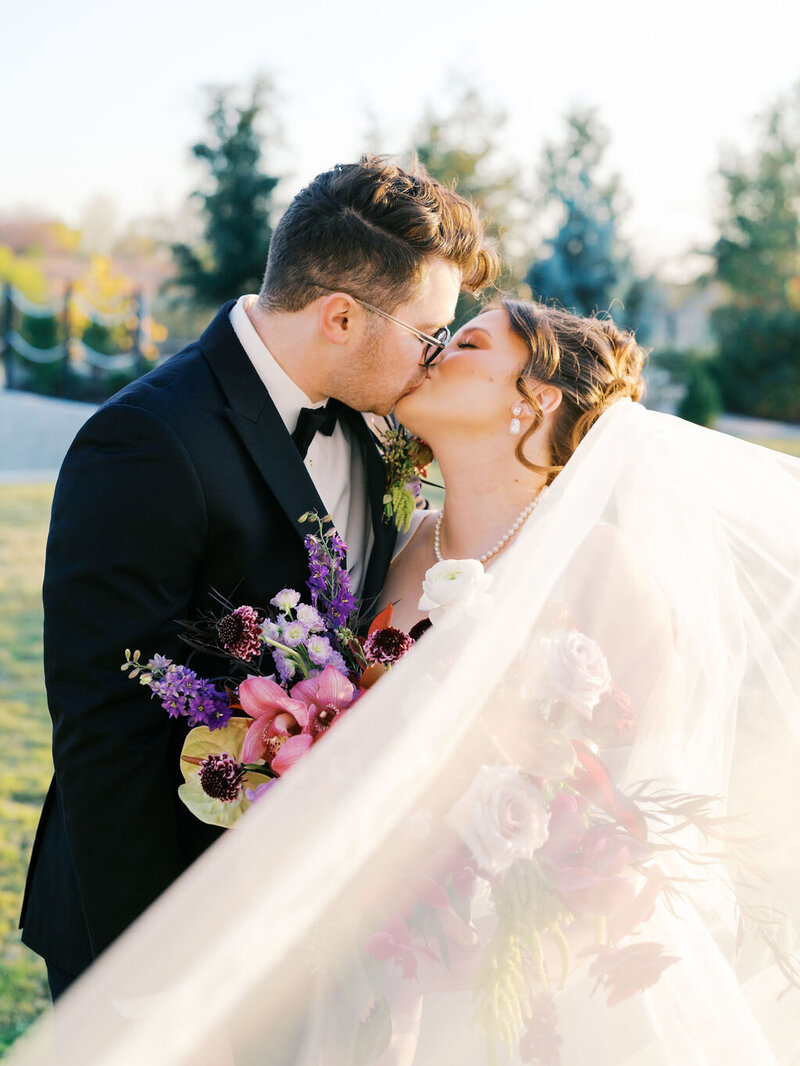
746;437;800;458
0;484;53;1053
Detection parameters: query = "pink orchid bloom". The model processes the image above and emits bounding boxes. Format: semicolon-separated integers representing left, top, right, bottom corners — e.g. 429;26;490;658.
365;916;439;979
270;733;313;775
290;664;357;737
238;675;311;765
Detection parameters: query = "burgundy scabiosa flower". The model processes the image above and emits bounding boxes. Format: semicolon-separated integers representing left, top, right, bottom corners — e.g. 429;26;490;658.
198;752;247;802
364;627;414;665
217;605;263;662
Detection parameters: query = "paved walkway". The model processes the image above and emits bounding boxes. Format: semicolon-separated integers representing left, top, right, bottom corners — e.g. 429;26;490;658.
0;390;97;483
716;413;800;440
0;390;797;485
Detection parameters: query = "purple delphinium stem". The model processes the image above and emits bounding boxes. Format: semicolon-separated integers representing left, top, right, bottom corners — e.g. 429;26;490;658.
146;662;231;731
304;530;357;630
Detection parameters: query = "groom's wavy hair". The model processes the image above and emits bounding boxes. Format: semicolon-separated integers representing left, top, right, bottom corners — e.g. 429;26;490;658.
258;155;500;312
499;300;647;482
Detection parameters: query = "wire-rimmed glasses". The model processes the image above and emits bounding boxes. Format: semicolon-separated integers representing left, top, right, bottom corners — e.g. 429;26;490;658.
314;286;451;366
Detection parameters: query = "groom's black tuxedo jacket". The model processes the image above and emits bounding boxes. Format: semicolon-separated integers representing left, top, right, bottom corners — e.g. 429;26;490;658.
20;302;397;976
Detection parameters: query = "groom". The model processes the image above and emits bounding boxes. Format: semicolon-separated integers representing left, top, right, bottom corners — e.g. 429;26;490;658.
20;155;498;1000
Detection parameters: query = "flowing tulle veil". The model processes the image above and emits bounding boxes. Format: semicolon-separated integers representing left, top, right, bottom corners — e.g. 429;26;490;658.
8;399;800;1065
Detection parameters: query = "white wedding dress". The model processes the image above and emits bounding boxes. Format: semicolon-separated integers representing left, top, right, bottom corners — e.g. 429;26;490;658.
7;400;800;1066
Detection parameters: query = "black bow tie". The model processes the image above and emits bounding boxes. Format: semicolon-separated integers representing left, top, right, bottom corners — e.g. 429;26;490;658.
291;400;345;459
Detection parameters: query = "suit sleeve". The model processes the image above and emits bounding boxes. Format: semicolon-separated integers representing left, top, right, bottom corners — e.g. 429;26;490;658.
43;401;208;958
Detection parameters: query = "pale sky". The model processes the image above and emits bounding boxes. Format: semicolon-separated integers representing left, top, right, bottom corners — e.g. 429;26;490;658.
2;0;799;281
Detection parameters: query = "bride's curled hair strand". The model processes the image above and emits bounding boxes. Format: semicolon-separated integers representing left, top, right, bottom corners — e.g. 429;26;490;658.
497;299;648;481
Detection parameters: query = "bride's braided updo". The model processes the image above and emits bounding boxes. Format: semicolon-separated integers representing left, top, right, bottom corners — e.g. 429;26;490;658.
498;299;647;480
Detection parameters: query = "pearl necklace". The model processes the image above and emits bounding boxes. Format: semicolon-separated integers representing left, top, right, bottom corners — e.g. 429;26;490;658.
433;485;549;564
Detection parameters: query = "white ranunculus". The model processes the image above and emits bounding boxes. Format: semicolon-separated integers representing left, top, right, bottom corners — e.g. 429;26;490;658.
544;628;612;718
418;559;494;630
446;764;549;876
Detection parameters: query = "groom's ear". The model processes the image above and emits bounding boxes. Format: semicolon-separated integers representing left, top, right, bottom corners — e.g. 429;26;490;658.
318;293;357;346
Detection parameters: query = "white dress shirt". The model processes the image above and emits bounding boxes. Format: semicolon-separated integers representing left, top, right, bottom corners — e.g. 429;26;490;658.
229;295;374;594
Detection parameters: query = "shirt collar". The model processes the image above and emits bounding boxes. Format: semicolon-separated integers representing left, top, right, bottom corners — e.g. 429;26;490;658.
229;294;326;432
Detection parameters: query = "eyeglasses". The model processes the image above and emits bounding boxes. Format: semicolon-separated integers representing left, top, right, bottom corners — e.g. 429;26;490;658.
353;297;451;367
314;287;451;367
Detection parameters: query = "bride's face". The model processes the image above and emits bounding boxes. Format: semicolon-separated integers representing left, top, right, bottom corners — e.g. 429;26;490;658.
395;308;530;442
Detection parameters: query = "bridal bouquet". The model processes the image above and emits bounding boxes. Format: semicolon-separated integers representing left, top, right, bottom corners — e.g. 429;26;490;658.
122;512;420;827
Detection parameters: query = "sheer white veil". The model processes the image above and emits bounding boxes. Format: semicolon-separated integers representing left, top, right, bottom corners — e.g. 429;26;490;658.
8;399;800;1065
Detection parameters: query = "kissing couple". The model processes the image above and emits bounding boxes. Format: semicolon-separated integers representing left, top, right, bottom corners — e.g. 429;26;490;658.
16;155;800;1065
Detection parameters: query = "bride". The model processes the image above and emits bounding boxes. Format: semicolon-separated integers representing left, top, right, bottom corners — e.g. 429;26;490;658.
8;300;800;1065
382;299;648;632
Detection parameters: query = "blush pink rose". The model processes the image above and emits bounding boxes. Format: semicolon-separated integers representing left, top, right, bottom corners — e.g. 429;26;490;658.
447;764;549;876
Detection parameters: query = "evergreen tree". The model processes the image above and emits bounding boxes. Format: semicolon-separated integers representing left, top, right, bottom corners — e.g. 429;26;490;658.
409;87;525;326
172;81;280;306
412;87;521;251
678;359;721;427
525;109;648;328
713;102;800;309
711;88;800;420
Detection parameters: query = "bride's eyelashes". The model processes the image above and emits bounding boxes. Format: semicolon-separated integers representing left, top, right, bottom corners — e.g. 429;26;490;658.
457;339;478;349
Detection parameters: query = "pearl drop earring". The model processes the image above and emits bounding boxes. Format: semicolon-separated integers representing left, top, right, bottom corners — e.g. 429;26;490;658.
509;404;523;436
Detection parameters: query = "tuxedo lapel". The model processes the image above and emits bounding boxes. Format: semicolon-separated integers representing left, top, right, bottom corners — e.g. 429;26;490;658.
199;303;396;607
342;409;398;612
224;404;331;542
200;304;329;542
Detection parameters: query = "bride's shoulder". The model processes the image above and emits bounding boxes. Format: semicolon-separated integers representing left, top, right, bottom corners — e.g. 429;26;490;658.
566;520;674;648
392;506;437;563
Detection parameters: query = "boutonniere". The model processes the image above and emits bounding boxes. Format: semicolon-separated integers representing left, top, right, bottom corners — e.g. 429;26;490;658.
372;418;436;534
